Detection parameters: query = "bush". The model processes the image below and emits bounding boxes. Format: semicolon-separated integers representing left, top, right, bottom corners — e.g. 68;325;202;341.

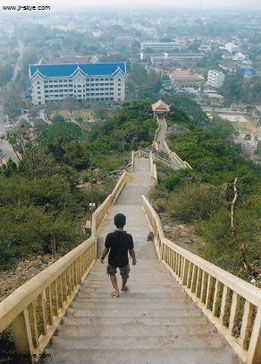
196;206;261;277
166;183;224;223
52;114;65;123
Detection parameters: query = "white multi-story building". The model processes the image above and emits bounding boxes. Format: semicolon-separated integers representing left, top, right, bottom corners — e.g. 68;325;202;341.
207;70;225;88
225;43;239;54
29;62;126;105
141;41;184;53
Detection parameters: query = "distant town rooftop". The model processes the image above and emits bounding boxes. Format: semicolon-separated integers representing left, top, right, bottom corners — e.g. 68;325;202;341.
38;55;99;65
170;69;204;79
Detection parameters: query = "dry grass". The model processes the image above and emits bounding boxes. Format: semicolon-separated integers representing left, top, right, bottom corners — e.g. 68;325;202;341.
50;109;94;121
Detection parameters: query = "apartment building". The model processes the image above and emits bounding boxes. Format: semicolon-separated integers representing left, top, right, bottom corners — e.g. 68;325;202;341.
29;62;126;105
207;70;225;88
141;41;184;52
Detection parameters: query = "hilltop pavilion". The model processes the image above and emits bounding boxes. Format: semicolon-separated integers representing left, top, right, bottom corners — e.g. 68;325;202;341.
152;99;170;116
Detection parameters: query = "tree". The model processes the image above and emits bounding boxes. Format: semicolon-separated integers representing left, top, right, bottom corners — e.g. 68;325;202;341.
45;102;61;120
52;114;65;123
0;149;6;164
62;97;81;114
93;102;109;121
47;137;65;163
44;122;82;144
34;119;49;136
5;120;33;161
0;158;17;176
0;64;13;85
63;141;90;170
219;73;244;105
3;87;27;120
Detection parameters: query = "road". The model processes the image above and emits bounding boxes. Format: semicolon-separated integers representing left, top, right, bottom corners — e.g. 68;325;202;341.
0;40;25;164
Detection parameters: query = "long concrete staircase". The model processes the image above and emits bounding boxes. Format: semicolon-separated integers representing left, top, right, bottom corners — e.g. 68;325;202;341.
43;157;239;364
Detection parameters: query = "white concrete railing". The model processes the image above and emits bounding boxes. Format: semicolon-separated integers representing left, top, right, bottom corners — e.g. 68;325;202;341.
133;150;157;186
0;153;135;362
153;123;161;151
154;113;192;170
149;151;158;186
0;237;96;363
130;150;135;173
163;139;192;169
142;195;261;364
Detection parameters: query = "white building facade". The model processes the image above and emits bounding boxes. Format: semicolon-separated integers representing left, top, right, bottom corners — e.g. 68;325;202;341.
225;43;239;54
207;70;225;88
29;62;126;105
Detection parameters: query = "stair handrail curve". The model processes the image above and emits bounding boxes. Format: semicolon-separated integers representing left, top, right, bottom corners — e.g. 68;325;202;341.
142;194;261;364
0;153;135;363
154;112;192;170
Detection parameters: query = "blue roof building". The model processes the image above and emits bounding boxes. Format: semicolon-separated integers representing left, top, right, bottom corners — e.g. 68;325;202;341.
29;62;126;105
29;63;126;78
235;68;256;78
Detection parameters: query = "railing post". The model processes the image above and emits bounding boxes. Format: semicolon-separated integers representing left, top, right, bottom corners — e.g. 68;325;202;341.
239;301;254;350
37;293;47;336
220;285;230;325
182;259;189;285
229;292;240;335
212;280;221;317
247;307;261;364
11;309;34;357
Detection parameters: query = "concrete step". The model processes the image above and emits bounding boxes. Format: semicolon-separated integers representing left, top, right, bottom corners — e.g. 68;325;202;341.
74;291;188;299
67;307;202;318
69;301;196;310
50;334;226;351
43;347;239;364
80;282;181;288
57;324;214;337
73;296;190;304
62;316;208;327
91;268;170;274
85;274;177;280
77;287;184;294
93;263;167;269
88;267;175;281
83;279;176;285
93;260;166;266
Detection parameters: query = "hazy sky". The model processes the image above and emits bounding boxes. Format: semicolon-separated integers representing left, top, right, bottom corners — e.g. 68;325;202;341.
51;0;261;10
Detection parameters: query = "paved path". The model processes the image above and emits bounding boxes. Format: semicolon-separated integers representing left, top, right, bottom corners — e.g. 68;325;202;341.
156;115;167;153
97;157;156;261
155;115;184;169
43;156;239;364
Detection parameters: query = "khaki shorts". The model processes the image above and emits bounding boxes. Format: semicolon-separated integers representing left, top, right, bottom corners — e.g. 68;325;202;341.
107;264;130;278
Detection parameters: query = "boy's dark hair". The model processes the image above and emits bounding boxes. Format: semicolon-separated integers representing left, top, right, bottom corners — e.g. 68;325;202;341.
114;213;126;228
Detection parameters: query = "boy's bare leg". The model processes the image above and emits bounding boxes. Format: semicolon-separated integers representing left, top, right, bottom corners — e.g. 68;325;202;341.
121;276;128;291
110;275;120;297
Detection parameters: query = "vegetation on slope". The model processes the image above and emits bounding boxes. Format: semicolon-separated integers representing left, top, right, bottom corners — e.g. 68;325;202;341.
150;106;261;282
0;100;157;272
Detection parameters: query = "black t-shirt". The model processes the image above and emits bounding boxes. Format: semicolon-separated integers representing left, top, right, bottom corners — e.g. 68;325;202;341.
105;230;134;268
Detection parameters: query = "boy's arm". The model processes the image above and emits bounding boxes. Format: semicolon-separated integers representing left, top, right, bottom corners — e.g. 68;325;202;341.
100;247;109;264
129;249;136;265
